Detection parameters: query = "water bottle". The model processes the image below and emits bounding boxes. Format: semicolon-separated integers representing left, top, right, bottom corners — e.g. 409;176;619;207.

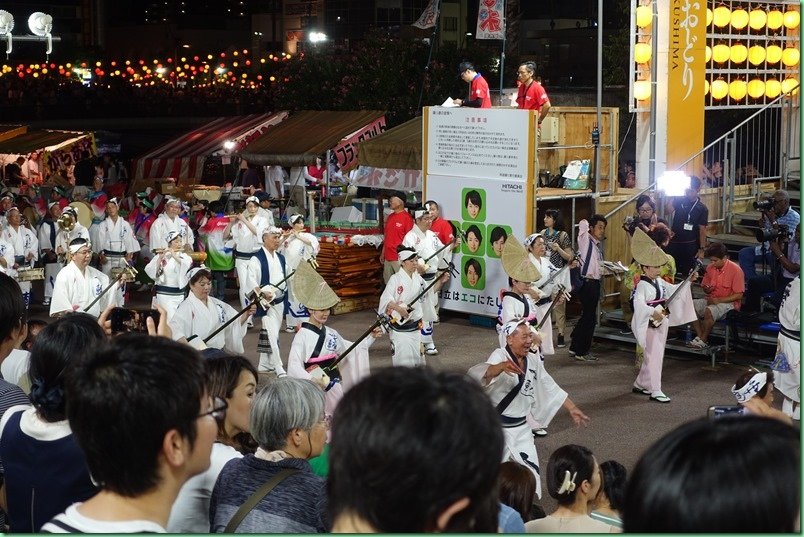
683;325;693;343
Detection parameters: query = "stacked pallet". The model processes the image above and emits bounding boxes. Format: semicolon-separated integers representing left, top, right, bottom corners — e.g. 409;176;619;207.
316;242;383;314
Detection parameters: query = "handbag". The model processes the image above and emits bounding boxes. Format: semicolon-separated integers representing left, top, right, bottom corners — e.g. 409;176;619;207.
224;468;299;533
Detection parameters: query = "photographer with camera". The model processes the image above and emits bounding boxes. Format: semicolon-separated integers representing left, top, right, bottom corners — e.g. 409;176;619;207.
665;177;709;278
738;190;800;286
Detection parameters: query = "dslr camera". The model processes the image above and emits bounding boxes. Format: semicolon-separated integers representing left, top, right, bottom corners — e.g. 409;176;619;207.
753;198;775;211
755;223;789;243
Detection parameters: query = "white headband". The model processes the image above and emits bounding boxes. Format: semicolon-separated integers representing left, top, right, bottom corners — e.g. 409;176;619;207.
165;230;181;243
288;214;304;225
262;226;283;237
398;248;418;261
245;196;260;205
413;209;427;220
69;240;91;254
106;197;119;206
47;201;59;209
165;196;181;206
731;372;768;404
187;265;211;281
557;470;578;495
524;233;542;247
502;318;530;337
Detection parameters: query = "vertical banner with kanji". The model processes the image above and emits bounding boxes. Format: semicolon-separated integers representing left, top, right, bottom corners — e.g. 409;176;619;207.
412;0;440;29
664;0;706;171
476;0;505;40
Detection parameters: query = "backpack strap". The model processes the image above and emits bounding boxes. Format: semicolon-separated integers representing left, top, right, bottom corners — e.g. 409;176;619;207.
224;468;300;533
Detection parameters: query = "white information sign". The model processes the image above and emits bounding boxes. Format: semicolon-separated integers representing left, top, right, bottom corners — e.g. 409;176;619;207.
426;107;531;181
426;175;528;317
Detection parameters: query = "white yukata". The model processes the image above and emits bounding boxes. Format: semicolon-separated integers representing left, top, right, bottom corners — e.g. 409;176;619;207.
149;214;194;252
402;226;444;345
497;292;538;348
287;323;373;424
37;219;60;301
280;232;320;328
50;261;121;318
378;269;425;367
231;214;270;315
630;276;697;397
144;251;192;321
4;224;38;305
170;293;247;354
529;253;571;356
774;277;800;419
55;224;90;259
0;237;17;278
95;216;140;305
468;348;568;498
246;248;289;374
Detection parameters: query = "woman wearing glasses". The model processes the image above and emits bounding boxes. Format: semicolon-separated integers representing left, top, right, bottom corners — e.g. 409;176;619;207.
168;355;258;533
210;377;329;533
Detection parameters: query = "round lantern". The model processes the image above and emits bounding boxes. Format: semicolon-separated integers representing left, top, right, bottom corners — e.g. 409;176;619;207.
729;79;747;100
749;8;767;30
712;44;730;63
783;10;800;29
765;78;782;99
704;79;710;95
713;6;731;27
711;78;729;100
782;47;800;67
747;78;765;99
636;5;652;28
766;44;783;64
730;43;748;63
634;80;652;100
731;8;749;30
634;42;652;63
705;45;712;63
748;45;766;65
782;77;799;95
707;8;713;26
767;10;784;30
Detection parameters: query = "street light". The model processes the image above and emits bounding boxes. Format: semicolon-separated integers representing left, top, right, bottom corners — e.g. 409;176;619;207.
309;31;327;43
0;10;12;55
28;11;52;54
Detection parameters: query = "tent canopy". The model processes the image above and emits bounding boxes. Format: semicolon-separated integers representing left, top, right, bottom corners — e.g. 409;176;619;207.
133;112;287;181
357;116;421;170
239;110;386;167
0;130;89;154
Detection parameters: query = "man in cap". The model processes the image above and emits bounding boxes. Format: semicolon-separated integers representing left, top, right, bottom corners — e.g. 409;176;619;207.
149;196;194;253
3;207;38;308
402;207;448;355
246;226;291;376
629;228;697;403
50;238;122;318
382;190;414;284
454;61;492;108
468;318;590;498
378;245;426;367
95;197;140;304
37;202;62;306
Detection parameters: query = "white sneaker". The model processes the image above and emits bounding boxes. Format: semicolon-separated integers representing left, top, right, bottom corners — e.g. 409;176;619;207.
687;337;708;349
424;344;439;356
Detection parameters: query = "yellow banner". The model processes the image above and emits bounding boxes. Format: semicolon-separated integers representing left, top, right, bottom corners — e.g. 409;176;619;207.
665;0;706;171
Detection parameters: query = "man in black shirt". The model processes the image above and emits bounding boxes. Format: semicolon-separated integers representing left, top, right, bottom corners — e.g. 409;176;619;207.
665;176;708;277
3;157;25;187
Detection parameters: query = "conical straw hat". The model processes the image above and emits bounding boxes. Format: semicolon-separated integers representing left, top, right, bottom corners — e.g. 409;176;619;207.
631;227;671;267
293;261;340;310
501;237;541;282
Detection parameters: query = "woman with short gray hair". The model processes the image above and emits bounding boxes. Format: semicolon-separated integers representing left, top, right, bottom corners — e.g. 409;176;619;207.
210;377;328;533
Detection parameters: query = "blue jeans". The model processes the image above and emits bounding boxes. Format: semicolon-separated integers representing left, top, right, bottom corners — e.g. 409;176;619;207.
738;246;774;282
211;270;227;301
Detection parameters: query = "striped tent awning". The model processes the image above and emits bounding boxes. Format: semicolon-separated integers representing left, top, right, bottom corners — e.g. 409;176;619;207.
0;129;89;154
132;112;288;181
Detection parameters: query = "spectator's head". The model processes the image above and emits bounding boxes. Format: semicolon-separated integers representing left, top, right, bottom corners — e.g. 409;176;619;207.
21;319;47;351
328;367;504;532
28;313;105;423
593;460;627;515
250;377;325;459
65;334;215;497
772;189;791;214
623;416;800;532
589;214;607;241
545;444;601;507
499;461;537;522
0;272;26;362
490;226;508;257
543;208;564;231
459;61;477;83
517;62;536;84
648;222;673;248
464;257;482;286
464;190;482;219
424;199;441;219
205;354;258;452
15;156;25;166
704;242;728;268
635;194;657;220
732;369;775;407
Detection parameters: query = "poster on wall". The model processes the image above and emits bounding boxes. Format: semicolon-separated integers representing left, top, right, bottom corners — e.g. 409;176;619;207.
426;175;527;317
425;107;531;181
